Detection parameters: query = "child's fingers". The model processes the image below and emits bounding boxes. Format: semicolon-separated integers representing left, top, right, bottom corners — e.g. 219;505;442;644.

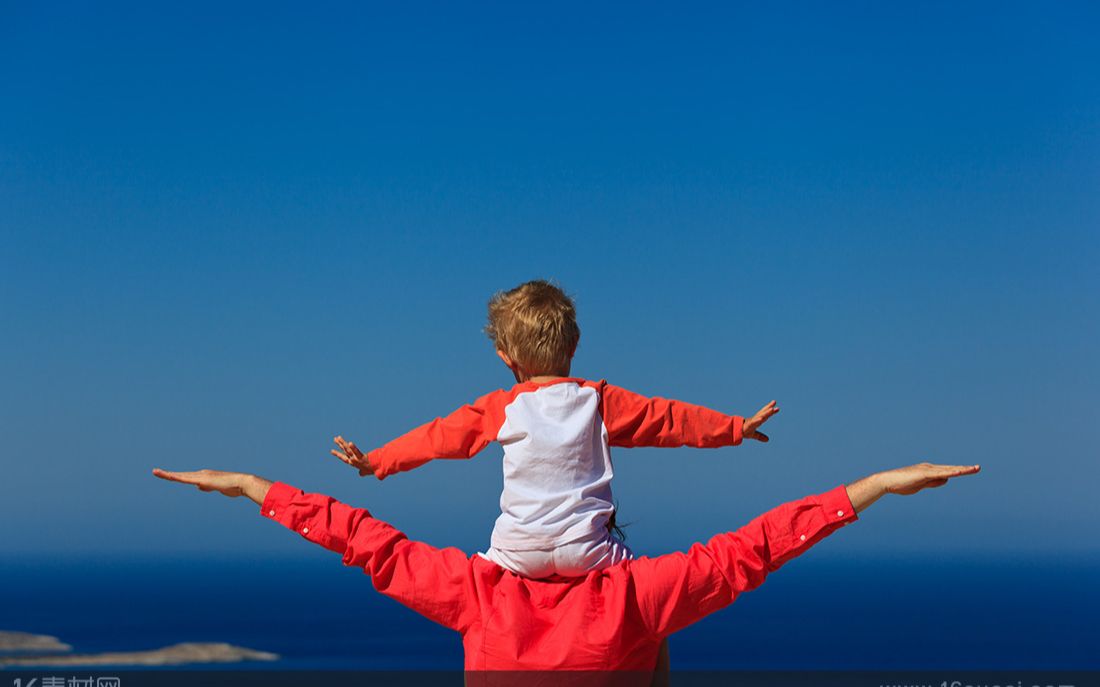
753;402;780;421
331;449;367;469
335;436;361;457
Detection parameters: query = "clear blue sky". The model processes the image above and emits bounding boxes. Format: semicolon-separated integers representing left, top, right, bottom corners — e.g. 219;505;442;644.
2;1;1097;558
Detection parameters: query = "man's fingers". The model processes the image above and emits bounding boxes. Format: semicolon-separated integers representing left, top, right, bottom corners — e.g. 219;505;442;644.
153;469;225;493
749;431;769;442
931;464;981;477
153;469;199;485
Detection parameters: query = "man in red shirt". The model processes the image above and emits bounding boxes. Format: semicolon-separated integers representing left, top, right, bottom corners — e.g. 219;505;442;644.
152;462;979;676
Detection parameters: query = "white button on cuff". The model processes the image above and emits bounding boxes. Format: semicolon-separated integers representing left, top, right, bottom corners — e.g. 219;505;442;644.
799;534;806;541
837;510;845;517
268;510;276;516
302;527;310;534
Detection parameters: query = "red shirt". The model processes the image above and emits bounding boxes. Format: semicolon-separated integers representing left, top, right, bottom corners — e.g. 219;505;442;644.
260;482;858;671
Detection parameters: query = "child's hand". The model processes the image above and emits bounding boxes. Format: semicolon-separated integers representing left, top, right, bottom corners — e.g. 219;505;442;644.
331;435;374;476
743;400;779;442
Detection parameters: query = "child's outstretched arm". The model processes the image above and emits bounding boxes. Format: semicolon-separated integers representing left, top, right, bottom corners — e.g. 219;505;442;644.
600;382;779;449
331;389;507;480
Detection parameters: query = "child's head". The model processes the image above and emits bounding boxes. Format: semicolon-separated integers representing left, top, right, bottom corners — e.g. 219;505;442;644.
485;279;580;380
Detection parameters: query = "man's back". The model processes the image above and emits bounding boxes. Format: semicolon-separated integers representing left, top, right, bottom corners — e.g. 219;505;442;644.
257;479;859;670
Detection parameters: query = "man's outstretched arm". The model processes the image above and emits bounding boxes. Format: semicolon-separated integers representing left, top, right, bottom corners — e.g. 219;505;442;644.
631;462;981;638
152;468;477;634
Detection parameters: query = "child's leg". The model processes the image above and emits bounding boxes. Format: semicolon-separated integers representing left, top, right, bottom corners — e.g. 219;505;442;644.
479;546;556;579
550;534;633;577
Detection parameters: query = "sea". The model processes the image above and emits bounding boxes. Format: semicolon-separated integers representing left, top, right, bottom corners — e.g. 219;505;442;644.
2;553;1098;672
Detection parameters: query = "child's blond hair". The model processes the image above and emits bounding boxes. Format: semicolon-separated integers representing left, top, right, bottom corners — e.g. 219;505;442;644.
485;279;580;377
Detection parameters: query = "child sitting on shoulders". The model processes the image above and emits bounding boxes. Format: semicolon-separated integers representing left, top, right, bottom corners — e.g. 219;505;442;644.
331;279;778;578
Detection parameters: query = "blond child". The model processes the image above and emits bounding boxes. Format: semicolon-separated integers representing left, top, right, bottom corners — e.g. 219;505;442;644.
330;279;778;578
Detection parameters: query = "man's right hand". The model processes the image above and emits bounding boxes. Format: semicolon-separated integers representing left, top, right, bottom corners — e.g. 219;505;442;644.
877;462;981;495
331;435;374;477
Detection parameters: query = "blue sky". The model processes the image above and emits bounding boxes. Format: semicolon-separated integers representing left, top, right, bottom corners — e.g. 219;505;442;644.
1;1;1097;559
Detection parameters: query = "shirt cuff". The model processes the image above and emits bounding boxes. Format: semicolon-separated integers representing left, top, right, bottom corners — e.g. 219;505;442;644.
365;450;388;481
259;481;333;547
259;481;302;525
819;484;859;526
776;484;859;564
731;415;745;445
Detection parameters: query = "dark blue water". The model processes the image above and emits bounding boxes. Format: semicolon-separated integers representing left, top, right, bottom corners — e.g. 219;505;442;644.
2;553;1097;670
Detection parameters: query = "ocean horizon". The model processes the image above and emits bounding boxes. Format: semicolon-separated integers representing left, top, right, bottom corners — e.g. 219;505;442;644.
2;552;1097;671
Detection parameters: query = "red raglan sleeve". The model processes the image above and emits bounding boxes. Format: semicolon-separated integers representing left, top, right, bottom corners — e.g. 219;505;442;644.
599;382;745;449
260;482;477;633
629;485;858;638
365;389;507;480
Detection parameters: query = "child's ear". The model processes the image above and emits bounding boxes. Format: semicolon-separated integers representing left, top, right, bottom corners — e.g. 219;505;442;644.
497;349;525;383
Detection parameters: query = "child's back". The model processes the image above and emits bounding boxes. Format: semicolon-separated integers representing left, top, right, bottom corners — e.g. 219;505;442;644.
492;377;611;551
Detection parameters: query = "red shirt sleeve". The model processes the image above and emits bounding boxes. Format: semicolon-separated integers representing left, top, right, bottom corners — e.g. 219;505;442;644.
599;382;745;448
260;482;477;633
365;389;507;480
629;485;858;638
